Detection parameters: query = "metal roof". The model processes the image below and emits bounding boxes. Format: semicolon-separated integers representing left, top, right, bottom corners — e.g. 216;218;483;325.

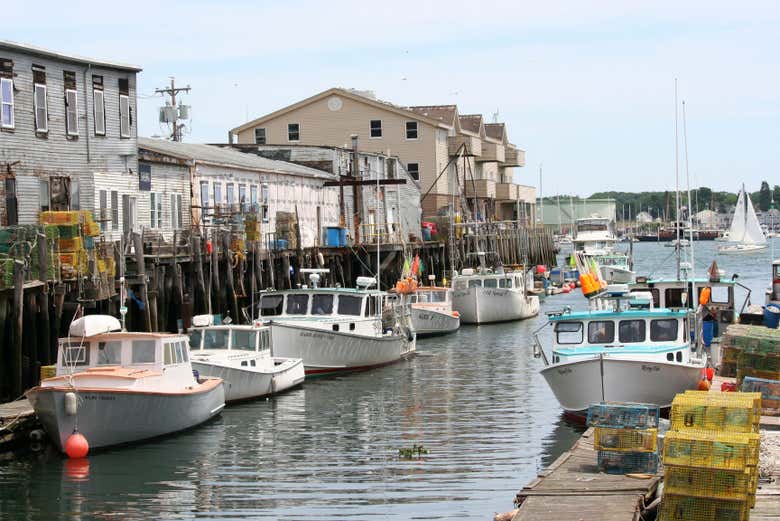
138;138;335;179
0;39;142;72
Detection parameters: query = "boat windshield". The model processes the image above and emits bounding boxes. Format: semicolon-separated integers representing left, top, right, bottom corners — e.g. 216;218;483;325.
484;279;498;288
286;294;309;315
468;280;482;288
587;321;615;344
650;319;679;342
97;341;122;365
337;295;363;316
231;329;257;351
416;290;447;303
189;330;202;349
202;329;230;349
578;223;608;232
555;322;583;344
312;294;334;315
618;320;646;343
260;295;284;316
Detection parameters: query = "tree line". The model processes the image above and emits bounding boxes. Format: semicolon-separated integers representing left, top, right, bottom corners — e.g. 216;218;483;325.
543;182;779;221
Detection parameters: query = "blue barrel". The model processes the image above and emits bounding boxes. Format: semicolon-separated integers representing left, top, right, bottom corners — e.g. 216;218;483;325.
422;227;432;241
702;320;715;347
326;227;341;247
763;305;780;329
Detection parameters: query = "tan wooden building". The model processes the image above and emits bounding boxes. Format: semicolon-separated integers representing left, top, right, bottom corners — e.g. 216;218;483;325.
229;88;534;223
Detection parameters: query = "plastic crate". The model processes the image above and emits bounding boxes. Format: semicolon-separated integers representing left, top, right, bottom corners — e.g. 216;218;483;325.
40;211;79;225
597;450;658;474
658;494;748;521
671;394;760;433
594;426;657;453
662;431;759;470
664;466;753;500
83;221;100;237
586;402;660;429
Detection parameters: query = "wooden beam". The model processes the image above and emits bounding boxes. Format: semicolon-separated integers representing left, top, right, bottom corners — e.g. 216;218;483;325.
324;178;407;187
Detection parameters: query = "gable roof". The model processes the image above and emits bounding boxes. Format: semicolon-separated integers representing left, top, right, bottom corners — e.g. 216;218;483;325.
138;138;334;179
458;114;486;138
484;123;507;144
407;105;459;128
0;39;142;72
231;87;453;135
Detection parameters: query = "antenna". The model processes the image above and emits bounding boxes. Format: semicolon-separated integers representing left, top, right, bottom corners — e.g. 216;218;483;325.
155;77;191;142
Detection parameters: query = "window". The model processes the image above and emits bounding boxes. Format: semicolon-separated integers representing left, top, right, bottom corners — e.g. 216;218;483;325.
254;128;266;144
97;341;122;365
260;295;284;316
588;321;615;344
99;190;108;231
1;78;14;128
312;294;333;315
131;340;156;363
213;183;223;206
119;94;131;138
619;320;646;343
405;121;418;139
484;278;498;288
200;181;209;214
34;83;48;132
500;278;513;288
365;295;378;317
555;322;583;344
703;285;730;304
226;183;235;206
286;294;309;315
65;89;78;136
261;184;269;222
172;193;183;229
651;319;679;342
61;342;89;366
164;343;173;364
39;179;50;212
665;288;687;308
407;162;419;181
259;329;271;351
174;342;184;363
150;192;163;228
239;184;247;211
93;89;105;136
231;330;256;351
468;279;482;288
370;119;382;138
189;330;202;349
288;123;299;141
111;190;119;230
337;295;362;316
203;329;229;349
250;185;258;211
70;179;79;210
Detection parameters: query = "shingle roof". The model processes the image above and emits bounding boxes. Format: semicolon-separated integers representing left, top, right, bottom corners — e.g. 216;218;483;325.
138;138;334;179
407;105;457;125
0;39;142;72
459;114;483;133
484;123;506;141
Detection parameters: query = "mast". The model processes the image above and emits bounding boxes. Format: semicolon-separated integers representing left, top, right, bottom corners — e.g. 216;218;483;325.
557;195;562;234
682;100;695;281
674;79;681;280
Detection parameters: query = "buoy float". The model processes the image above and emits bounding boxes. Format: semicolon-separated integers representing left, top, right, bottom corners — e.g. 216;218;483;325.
562;285;571;294
205;240;213;254
64;392;78;416
697;378;711;391
705;367;714;382
699;287;711;306
64;430;89;459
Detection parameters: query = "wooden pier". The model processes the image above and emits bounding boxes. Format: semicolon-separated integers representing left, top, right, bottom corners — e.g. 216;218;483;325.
0;398;37;451
511;428;662;521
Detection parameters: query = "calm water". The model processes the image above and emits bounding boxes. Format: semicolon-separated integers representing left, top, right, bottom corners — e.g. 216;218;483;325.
0;240;775;520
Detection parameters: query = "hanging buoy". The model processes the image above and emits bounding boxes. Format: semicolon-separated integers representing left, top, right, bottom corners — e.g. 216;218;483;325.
205;240;213;254
705;367;714;382
64;392;78;416
699;287;711;306
64;430;89;459
697;378;711;391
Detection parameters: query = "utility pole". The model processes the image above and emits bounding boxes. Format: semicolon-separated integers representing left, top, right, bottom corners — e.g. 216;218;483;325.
155;78;191;142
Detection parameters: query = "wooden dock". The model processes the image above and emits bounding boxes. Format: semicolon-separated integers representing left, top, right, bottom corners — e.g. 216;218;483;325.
0;398;37;450
511;428;662;521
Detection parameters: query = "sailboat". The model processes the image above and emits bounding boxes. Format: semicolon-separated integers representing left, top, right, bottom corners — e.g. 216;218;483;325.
718;185;767;254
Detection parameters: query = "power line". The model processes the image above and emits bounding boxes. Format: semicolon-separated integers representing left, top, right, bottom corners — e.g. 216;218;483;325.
155;77;191;142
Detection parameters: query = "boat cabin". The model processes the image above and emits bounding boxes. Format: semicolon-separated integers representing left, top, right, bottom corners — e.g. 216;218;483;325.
629;278;736;326
189;325;272;353
549;309;690;365
259;289;392;319
407;287;451;304
452;270;528;291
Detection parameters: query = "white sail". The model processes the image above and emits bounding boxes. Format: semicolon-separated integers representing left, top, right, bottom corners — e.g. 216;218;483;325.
743;190;767;245
728;189;746;242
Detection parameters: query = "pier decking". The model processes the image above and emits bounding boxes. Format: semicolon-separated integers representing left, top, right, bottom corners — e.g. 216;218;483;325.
512;428;662;521
0;398;37;450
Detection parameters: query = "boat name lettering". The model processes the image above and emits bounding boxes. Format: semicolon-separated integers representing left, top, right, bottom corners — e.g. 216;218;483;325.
641;365;660;372
483;289;507;297
418;313;431;320
556;368;572;376
82;394;117;401
300;332;334;340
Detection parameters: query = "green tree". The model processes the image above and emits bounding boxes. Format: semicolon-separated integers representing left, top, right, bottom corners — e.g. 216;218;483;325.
773;185;780;207
759;181;772;211
698;186;713;210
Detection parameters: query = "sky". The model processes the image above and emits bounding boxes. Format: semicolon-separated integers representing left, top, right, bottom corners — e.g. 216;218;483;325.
4;0;779;196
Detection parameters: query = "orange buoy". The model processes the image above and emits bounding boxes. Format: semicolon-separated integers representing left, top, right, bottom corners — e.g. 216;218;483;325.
64;430;89;459
705;367;715;382
697;378;711;391
699;287;711;306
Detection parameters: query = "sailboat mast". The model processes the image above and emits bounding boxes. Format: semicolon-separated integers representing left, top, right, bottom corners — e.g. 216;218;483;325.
682;100;694;281
674;79;681;280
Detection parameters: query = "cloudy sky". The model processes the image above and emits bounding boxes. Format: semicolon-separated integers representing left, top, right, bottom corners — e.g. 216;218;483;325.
4;1;779;195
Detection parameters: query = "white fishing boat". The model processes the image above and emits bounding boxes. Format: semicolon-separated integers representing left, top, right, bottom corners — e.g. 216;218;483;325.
259;275;415;375
573;217;634;284
405;282;460;336
719;185;767;253
26;315;225;452
534;291;706;413
188;315;304;403
451;266;539;324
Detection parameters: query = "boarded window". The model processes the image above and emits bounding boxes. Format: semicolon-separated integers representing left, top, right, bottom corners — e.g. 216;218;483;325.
405;121;418;139
65;89;78;136
407;162;419;180
254;128;266;144
287;123;299;141
0;78;14;128
370;119;382;138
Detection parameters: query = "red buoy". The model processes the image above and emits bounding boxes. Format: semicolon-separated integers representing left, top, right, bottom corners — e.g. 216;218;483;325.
705;367;714;382
64;431;89;459
205;240;213;254
697;378;711;391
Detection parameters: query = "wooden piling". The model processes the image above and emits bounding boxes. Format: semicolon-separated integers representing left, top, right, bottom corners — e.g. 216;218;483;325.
132;232;152;332
12;261;24;398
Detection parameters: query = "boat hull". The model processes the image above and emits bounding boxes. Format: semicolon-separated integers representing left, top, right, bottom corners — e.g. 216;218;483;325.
540;357;704;412
411;307;460;337
600;265;635;284
26;379;225;452
718;244;768;254
452;287;539;324
191;358;304;403
270;323;416;375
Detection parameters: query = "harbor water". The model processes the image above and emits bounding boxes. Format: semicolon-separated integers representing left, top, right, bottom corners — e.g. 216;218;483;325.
0;241;775;520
